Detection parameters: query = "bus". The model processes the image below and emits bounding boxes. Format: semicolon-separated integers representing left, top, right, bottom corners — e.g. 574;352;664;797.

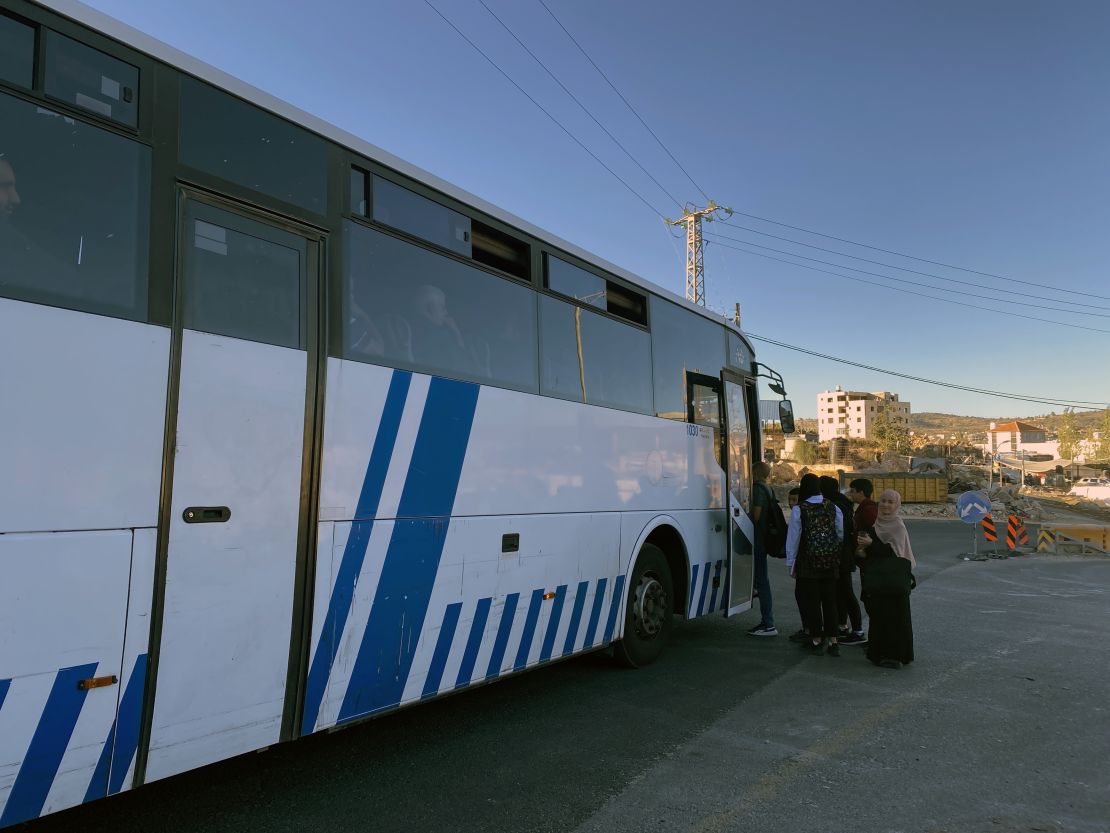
0;0;793;825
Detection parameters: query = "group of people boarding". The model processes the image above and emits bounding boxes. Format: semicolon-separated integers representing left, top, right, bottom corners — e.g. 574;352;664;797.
748;464;916;670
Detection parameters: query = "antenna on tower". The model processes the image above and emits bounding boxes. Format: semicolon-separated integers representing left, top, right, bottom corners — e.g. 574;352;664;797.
665;201;732;306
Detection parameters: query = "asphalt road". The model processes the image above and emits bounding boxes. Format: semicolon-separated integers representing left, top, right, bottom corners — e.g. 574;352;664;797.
29;521;1110;833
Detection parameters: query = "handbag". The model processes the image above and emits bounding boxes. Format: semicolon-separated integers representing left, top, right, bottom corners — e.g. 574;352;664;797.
860;540;914;597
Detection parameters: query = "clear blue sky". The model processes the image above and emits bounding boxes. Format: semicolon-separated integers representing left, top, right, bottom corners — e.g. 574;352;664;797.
82;0;1110;419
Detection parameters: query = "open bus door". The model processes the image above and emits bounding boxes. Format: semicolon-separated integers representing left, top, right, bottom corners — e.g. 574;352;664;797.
721;370;754;616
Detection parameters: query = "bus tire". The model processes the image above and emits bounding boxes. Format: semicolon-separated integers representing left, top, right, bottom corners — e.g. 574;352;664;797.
614;543;673;668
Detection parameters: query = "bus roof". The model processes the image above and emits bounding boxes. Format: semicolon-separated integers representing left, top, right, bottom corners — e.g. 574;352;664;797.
38;0;753;355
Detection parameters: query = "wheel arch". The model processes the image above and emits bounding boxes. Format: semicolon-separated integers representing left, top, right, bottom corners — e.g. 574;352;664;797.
623;515;691;625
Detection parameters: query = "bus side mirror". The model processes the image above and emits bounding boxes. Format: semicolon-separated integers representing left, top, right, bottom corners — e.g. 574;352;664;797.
778;399;795;435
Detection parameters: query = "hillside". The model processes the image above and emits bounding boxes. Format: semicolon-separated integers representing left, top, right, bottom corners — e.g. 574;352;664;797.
911;410;1106;435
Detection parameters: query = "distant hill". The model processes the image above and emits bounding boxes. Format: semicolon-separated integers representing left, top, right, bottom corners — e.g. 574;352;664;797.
911;410;1106;435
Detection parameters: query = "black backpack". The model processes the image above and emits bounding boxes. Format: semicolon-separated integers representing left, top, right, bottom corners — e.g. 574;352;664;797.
757;483;787;558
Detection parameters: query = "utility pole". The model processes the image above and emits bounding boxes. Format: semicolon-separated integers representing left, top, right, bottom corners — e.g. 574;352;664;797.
666;201;732;306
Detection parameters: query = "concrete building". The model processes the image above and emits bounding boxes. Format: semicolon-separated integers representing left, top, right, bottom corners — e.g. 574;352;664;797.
816;387;911;442
983;421;1058;459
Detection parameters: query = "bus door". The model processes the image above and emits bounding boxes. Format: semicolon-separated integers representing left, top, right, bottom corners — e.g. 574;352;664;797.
145;195;320;781
722;371;754;616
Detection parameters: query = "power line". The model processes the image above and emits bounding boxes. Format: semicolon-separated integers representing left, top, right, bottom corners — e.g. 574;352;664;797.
478;0;684;209
714;221;1110;313
745;332;1109;411
723;212;1110;303
705;230;1110;319
709;237;1110;334
423;0;667;220
536;0;710;203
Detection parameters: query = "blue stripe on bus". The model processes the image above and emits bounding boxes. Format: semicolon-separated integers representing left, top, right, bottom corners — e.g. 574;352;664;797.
338;377;480;723
83;653;149;803
455;597;492;689
486;593;520;680
562;581;590;656
0;678;9;712
688;564;700;617
538;585;567;662
582;578;607;648
108;653;147;796
422;603;462;699
2;663;98;827
301;370;411;735
692;564;710;617
513;589;544;671
602;575;625;644
708;561;721;613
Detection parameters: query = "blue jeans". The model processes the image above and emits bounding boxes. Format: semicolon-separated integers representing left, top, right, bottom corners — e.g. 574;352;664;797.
753;540;773;627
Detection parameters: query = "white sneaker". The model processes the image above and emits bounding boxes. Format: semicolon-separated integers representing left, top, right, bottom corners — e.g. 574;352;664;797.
747;624;778;637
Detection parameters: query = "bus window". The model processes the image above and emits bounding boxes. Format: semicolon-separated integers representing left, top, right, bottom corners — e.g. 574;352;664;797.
342;221;538;392
180;78;326;214
0;92;150;321
546;254;647;325
371;175;471;257
184;212;304;349
0;14;34;89
538;294;652;414
547;254;606;309
44;30;139;128
727;331;753;372
650;298;728;419
690;381;723;468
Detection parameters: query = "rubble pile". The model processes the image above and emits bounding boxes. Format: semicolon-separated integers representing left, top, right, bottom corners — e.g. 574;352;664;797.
770;462;798;484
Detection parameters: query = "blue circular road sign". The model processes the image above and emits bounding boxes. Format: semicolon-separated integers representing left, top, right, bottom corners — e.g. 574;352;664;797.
956;490;991;524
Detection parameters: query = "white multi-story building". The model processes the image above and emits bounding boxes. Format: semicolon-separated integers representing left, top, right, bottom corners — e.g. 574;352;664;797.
817;387;911;442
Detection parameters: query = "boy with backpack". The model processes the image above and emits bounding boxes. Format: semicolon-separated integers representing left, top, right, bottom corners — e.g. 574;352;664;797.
786;473;844;655
748;462;786;636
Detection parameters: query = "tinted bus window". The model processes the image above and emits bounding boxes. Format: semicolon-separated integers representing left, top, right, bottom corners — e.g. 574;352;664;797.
343;221;537;392
539;294;652;414
0;15;34;89
184;213;304;349
727;331;752;372
0;93;150;321
372;176;471;257
44;30;139;128
180;78;326;213
651;298;727;419
547;255;605;309
546;255;646;324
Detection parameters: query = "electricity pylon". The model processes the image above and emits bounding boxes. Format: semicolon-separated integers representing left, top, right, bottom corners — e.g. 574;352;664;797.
665;201;732;306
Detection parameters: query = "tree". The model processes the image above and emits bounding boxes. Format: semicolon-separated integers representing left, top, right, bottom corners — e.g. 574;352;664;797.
1057;407;1080;460
871;407;911;454
794;440;818;465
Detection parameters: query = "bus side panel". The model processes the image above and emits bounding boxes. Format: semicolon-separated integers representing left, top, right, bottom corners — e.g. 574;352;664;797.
400;513;622;702
317;358;725;522
0;531;131;828
304;514;623;732
105;527;157;796
0;299;169;534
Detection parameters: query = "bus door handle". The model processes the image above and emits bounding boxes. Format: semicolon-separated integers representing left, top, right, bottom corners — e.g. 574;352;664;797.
183;506;232;523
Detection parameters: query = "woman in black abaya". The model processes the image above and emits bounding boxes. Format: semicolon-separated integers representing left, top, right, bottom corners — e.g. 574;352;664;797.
856;489;915;669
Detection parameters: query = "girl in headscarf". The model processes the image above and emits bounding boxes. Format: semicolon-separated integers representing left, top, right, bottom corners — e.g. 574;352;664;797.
856;489;915;668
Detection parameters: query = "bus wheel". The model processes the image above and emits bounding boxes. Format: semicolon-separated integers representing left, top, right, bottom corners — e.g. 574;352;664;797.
614;543;673;668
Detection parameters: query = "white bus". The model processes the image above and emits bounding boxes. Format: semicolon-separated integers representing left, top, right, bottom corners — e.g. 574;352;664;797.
0;0;793;825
